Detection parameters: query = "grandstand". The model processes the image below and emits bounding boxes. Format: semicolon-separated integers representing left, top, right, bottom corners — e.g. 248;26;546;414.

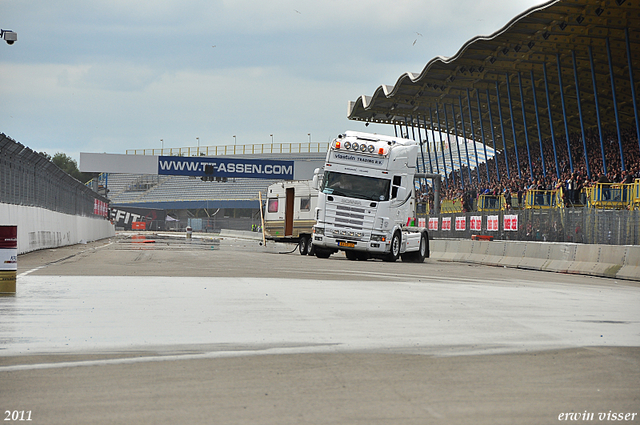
102;149;326;231
346;0;639;245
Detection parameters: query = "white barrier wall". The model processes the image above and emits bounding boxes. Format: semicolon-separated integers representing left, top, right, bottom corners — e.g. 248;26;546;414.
430;239;640;282
0;203;115;254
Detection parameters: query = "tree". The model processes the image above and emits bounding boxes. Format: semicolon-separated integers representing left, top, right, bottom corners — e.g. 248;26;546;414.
47;152;93;183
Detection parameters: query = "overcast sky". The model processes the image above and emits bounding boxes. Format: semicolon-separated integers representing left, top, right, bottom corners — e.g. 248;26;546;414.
1;0;546;161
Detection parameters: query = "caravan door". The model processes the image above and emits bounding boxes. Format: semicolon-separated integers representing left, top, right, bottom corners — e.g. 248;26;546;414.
285;188;295;236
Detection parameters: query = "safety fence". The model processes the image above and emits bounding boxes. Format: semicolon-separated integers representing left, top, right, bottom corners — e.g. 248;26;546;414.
421;207;640;245
0;134;110;217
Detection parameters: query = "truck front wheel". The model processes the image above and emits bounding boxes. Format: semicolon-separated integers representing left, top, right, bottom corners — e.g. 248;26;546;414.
314;247;332;259
384;231;401;262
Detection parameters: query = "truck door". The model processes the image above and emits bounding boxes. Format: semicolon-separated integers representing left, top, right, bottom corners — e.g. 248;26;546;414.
285;187;295;236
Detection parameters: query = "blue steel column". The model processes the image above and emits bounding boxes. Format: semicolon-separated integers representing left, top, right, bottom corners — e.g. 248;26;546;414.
450;104;465;188
606;37;625;171
506;73;522;178
458;96;473;184
476;90;490;183
530;70;546;178
556;53;574;173
543;63;560;178
411;115;428;175
626;28;640;156
518;72;534;178
572;50;591;179
429;107;441;177
420;115;435;174
406;116;419;172
443;103;457;187
495;81;510;179
435;104;449;188
485;89;500;181
466;88;481;183
588;45;607;175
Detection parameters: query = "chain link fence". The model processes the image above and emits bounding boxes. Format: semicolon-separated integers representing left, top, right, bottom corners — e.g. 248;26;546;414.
422;207;639;245
0;133;109;216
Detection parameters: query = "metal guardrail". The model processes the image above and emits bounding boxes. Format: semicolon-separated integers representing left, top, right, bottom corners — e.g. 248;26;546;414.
524;189;564;209
126;142;331;157
587;182;636;210
477;194;507;212
439;181;640;214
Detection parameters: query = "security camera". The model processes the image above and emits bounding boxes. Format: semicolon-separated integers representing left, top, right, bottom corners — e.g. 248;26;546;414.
1;30;17;45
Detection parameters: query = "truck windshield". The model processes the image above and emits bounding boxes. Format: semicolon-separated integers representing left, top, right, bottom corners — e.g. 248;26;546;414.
321;171;390;201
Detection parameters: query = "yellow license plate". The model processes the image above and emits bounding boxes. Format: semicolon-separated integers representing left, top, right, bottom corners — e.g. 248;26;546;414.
338;241;355;248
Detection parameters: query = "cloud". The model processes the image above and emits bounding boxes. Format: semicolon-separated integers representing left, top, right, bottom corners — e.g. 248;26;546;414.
1;0;547;160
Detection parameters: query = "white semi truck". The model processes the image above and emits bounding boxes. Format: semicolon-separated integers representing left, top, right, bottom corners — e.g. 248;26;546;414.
311;131;432;262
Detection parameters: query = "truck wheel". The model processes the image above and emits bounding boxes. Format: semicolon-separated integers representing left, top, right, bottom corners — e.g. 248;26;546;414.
401;232;427;263
298;236;309;255
384;231;401;262
314;248;332;259
355;251;370;261
416;233;429;263
345;250;358;261
307;243;315;256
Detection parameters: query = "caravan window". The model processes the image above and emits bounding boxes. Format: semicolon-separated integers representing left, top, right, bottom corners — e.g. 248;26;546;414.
300;197;311;211
267;198;278;213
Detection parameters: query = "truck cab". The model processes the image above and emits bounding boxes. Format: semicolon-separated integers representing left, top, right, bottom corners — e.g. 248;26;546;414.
312;131;429;262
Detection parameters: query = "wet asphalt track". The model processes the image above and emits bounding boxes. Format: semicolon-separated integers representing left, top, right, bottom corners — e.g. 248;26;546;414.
1;233;638;424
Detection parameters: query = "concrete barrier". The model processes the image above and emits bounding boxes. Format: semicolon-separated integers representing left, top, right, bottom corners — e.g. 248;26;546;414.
483;240;506;266
517;243;550;271
618;246;640;281
543;243;577;274
431;238;640;282
0;203;115;254
498;241;528;269
219;229;264;241
568;244;601;276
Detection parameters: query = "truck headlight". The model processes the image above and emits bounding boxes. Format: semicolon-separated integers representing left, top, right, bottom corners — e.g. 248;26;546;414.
371;234;386;242
313;227;324;235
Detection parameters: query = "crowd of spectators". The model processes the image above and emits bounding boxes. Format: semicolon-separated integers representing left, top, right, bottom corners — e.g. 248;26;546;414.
417;128;640;212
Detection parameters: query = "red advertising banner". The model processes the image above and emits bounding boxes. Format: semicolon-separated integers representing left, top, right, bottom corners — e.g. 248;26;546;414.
94;199;109;217
487;215;499;232
418;218;426;228
428;217;439;231
504;214;519;231
442;217;452;231
455;216;466;231
470;216;482;231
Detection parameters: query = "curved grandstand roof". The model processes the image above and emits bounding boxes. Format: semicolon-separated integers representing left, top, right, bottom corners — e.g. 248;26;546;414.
347;0;639;148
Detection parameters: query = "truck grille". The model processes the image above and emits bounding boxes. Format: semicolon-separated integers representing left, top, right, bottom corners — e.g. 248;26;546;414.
325;203;376;231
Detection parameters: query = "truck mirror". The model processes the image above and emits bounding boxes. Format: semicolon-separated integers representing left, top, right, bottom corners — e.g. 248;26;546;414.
312;168;320;189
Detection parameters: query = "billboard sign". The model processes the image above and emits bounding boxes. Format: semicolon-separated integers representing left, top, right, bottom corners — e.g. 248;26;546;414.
110;207;167;231
158;156;294;180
